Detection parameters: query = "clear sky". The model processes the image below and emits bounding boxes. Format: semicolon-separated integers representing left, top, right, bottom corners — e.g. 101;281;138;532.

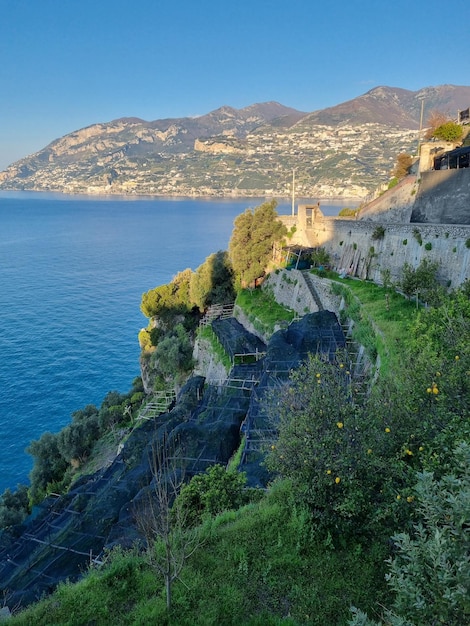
1;0;469;171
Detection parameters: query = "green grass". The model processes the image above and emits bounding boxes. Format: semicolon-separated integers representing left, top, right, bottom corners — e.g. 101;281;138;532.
197;325;232;370
236;288;296;336
330;277;419;378
9;480;389;626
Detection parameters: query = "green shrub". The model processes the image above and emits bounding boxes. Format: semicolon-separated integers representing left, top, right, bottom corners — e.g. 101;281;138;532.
424;242;432;251
174;465;251;527
432;120;463;142
350;444;470;626
400;258;440;299
338;208;358;217
371;226;385;240
0;485;30;530
412;228;422;245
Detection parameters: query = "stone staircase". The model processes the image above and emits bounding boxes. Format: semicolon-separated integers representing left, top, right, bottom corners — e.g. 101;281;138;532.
301;271;324;311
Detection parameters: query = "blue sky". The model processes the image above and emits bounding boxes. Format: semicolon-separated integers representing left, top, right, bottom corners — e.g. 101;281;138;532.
1;0;469;170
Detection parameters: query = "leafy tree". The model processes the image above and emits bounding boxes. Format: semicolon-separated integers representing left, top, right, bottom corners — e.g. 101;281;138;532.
432;121;463;143
350;444;470;626
141;268;193;321
264;353;399;542
190;250;235;312
27;431;69;503
400;258;440;300
174;464;248;527
310;247;331;267
71;403;99;423
229;200;287;288
153;323;194;382
0;484;30;530
57;413;101;465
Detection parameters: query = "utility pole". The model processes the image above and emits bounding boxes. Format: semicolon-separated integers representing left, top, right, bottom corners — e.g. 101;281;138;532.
417;98;425;156
291;169;295;216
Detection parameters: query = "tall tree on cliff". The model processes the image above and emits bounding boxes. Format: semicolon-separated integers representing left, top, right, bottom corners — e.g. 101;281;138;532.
228;200;287;288
190;250;235;311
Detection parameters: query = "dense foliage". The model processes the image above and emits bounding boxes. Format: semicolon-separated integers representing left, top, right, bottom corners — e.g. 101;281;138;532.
432;121;464;142
174;464;253;527
25;378;145;504
140;268;193;321
0;485;29;531
190;250;235;312
228;199;287;288
265;353;413;544
400;257;441;302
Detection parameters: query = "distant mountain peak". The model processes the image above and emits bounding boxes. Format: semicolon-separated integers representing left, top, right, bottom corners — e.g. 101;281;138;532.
1;85;469;199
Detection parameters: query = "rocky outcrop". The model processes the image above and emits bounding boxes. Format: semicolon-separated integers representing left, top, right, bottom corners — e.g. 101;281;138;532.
194;138;244;154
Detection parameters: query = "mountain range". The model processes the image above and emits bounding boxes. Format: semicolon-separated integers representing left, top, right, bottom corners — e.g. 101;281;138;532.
1;85;469;199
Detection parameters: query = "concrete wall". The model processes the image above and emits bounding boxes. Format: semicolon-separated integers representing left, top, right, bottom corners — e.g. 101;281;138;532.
358;175;417;223
411;168;470;224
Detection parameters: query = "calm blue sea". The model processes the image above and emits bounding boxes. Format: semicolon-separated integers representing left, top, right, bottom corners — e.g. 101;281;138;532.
0;192;350;493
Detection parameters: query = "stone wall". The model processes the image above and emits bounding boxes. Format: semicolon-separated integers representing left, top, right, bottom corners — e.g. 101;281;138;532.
285;214;470;288
262;269;320;315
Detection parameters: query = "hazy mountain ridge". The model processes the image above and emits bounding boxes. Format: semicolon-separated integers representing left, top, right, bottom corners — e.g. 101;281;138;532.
1;85;469;198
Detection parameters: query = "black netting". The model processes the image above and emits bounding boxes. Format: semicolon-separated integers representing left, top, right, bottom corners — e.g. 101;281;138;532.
0;312;346;607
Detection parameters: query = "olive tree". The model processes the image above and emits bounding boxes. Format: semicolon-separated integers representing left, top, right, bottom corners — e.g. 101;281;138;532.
350;444;470;626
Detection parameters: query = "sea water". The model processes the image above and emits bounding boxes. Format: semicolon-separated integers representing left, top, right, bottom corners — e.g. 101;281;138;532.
0;192;350;493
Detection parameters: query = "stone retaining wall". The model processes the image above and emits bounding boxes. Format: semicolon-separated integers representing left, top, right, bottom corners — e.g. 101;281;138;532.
262;269;320;315
288;217;470;287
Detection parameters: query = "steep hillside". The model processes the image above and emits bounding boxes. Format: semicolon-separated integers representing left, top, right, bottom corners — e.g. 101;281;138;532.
1;85;468;198
296;85;470;129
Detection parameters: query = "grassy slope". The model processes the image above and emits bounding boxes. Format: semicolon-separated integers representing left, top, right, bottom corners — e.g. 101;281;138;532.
9;277;418;626
9;482;389;626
